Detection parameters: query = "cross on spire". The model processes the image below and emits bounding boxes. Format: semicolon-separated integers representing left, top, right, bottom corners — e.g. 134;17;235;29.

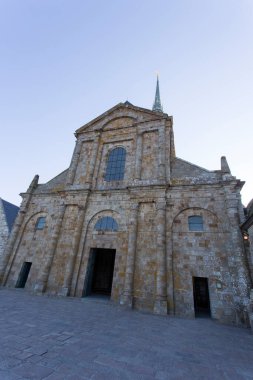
152;75;163;112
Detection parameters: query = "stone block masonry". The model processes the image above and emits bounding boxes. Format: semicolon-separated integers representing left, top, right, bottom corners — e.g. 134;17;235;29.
1;101;252;327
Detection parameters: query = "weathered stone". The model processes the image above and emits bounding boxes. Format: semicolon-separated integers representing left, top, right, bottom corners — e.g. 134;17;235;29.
1;102;252;327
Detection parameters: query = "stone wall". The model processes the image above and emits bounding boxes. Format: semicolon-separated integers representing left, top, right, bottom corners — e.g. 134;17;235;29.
248;225;253;279
0;200;9;258
134;201;157;311
2;102;251;327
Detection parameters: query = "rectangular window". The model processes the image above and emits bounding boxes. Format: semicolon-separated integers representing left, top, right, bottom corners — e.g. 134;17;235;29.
35;217;46;230
188;215;203;231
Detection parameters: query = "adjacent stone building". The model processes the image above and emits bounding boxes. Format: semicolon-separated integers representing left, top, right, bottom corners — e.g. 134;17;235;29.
0;198;19;258
241;199;253;329
241;199;253;275
1;81;252;326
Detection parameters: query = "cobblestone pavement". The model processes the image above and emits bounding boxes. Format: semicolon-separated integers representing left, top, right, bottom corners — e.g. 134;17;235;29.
0;289;252;380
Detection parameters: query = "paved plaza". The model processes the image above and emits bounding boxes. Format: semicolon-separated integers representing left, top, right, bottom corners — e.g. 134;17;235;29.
0;289;252;380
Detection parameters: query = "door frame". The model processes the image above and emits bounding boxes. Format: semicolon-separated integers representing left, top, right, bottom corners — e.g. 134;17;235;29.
193;276;211;317
15;261;32;288
82;248;116;297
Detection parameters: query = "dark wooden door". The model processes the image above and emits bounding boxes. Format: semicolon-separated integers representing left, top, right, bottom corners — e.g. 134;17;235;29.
91;249;116;295
16;262;32;288
193;277;211;316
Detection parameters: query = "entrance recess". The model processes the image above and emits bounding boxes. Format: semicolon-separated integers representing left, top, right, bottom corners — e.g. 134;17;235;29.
193;277;211;317
15;262;32;288
84;248;116;296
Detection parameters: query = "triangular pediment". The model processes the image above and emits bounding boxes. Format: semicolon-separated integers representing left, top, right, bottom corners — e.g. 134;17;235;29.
75;102;169;135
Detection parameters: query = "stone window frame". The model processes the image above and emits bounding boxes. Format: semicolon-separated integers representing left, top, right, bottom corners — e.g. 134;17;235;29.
188;215;204;231
94;216;118;232
35;216;46;230
104;146;127;182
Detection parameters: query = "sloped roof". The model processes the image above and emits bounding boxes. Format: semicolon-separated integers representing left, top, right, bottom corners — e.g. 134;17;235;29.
1;198;19;232
247;199;253;217
170;157;223;184
34;169;68;193
241;198;253;230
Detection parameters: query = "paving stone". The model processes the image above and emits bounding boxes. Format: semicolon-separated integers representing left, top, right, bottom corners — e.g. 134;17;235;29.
0;356;22;371
0;369;24;380
12;352;34;361
26;346;48;356
24;355;44;364
13;363;53;379
0;289;252;380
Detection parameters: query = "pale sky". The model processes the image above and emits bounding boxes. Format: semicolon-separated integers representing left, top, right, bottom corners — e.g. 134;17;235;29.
0;0;252;207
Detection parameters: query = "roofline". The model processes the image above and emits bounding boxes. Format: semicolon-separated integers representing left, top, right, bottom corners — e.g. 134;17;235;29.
44;169;69;185
75;102;171;136
175;157;212;173
0;198;19;208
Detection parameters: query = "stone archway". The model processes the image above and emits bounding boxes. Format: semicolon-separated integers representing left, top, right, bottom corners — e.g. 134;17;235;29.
74;209;128;302
171;207;221;318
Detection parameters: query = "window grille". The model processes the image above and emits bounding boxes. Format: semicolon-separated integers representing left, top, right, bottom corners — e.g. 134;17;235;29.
94;216;118;231
105;147;126;181
35;217;46;230
188;215;203;231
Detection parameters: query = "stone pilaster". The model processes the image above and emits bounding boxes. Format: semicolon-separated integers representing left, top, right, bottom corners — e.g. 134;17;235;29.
166;234;174;315
165;200;174;314
0;175;39;285
227;199;252;288
33;204;66;293
226;197;252;324
165;127;171;182
88;137;100;184
154;201;167;315
60;205;86;296
244;240;253;285
134;133;143;180
0;210;26;285
249;289;253;333
158;125;166;180
0;199;9;258
66;140;82;185
120;203;139;307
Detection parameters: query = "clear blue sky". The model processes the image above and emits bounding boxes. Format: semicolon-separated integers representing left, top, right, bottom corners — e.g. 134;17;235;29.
0;0;252;206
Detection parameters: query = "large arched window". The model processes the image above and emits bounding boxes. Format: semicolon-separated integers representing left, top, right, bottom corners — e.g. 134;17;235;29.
94;216;118;231
105;147;126;181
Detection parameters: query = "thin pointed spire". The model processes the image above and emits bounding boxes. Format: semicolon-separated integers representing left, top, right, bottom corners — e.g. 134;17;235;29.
152;75;163;112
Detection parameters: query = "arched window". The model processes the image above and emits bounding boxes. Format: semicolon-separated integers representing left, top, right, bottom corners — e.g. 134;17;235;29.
105;147;126;181
188;216;203;231
35;217;46;230
94;216;118;231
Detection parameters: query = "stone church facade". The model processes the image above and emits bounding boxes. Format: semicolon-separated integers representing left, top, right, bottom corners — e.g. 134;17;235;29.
1;86;252;326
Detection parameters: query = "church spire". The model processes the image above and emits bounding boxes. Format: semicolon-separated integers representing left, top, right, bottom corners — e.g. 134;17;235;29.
152;75;163;112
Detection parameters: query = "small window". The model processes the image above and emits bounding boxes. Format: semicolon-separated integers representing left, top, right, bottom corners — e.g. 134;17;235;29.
105;147;126;181
94;216;118;232
35;217;46;230
188;216;203;231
